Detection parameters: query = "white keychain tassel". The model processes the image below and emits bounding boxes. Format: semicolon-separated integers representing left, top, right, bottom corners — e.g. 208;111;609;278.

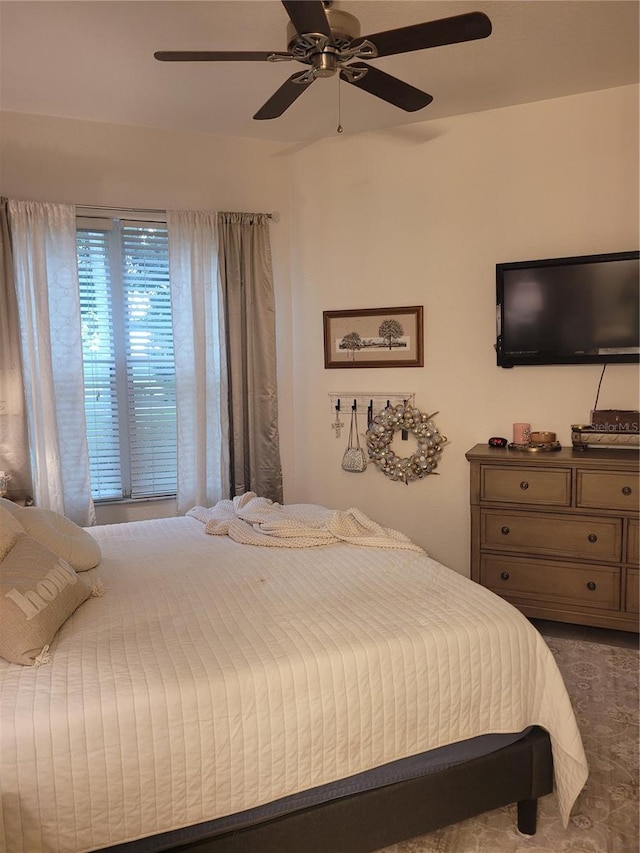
33;644;52;667
90;578;106;597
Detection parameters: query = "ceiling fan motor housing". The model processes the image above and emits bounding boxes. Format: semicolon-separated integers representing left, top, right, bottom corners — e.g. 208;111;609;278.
286;8;361;52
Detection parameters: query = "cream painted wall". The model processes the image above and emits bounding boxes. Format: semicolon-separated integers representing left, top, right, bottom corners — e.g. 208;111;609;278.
1;87;638;567
284;85;639;573
0;111;296;524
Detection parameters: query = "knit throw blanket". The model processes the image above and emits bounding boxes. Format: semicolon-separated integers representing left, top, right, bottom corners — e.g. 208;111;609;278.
187;493;424;552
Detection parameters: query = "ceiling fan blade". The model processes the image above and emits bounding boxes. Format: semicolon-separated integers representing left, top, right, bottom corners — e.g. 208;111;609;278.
253;73;315;120
281;0;332;39
341;63;433;112
358;11;492;58
154;50;281;62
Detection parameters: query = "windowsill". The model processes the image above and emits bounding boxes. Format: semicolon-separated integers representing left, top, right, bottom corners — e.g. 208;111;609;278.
95;494;177;507
93;495;177;526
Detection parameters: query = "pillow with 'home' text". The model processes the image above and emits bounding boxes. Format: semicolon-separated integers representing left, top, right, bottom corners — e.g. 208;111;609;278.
0;533;91;665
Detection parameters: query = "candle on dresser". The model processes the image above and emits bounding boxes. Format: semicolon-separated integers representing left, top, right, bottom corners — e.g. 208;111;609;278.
513;423;531;445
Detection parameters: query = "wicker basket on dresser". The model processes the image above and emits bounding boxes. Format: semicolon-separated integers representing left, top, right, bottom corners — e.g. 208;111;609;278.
466;444;639;632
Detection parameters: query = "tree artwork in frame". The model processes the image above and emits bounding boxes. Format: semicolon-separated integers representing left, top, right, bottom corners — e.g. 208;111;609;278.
323;306;424;368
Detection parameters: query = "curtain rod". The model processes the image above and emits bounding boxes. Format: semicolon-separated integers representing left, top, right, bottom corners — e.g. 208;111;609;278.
76;204;280;221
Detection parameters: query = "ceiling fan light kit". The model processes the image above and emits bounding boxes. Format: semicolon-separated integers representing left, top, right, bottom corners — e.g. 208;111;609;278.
154;1;492;121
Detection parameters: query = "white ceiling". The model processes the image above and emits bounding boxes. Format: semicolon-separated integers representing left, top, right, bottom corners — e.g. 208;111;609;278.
1;1;638;144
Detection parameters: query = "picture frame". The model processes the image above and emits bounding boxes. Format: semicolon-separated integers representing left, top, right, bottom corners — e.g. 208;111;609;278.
323;306;424;369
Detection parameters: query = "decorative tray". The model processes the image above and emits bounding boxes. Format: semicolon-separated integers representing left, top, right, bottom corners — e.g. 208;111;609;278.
508;441;562;452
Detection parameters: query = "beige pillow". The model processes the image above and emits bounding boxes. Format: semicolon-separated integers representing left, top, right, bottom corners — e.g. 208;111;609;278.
0;504;24;561
12;507;101;571
0;497;20;515
0;534;92;666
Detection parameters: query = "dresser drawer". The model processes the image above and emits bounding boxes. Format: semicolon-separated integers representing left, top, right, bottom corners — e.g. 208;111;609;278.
481;509;623;562
626;568;639;613
577;470;639;512
480;466;570;506
628;519;639;565
481;555;620;610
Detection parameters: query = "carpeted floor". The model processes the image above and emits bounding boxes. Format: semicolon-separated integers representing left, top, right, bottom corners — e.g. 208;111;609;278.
378;635;639;853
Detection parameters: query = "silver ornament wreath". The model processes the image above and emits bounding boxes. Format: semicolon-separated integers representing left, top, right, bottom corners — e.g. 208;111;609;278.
365;403;448;484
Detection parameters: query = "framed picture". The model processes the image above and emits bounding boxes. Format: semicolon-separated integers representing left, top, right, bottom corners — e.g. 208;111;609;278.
323;306;424;369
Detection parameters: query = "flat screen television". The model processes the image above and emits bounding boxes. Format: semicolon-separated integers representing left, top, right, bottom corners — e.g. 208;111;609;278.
496;250;640;367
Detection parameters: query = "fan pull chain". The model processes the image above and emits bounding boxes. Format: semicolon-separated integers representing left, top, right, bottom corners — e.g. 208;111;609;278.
336;74;343;134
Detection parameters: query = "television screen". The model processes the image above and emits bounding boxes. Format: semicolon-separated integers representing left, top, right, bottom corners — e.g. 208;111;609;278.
496;251;640;367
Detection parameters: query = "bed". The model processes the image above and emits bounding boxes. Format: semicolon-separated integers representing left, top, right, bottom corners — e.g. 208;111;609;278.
0;497;588;853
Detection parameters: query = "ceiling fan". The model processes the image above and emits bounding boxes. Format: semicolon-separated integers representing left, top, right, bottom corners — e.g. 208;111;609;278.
154;1;492;120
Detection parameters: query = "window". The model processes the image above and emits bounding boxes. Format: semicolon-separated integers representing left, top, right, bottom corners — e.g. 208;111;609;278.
77;218;177;501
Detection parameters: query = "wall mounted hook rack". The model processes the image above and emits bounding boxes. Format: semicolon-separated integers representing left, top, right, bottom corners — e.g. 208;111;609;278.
329;392;415;416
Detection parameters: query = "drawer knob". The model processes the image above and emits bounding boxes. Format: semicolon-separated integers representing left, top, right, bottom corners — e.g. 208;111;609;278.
588;534;598;544
622;486;632;496
501;526;510;535
587;581;597;591
500;571;510;581
519;481;529;490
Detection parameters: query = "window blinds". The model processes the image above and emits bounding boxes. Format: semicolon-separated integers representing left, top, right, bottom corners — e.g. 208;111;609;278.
77;220;177;500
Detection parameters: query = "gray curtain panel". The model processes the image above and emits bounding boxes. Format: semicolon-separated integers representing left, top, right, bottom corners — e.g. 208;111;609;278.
217;212;283;504
0;198;33;499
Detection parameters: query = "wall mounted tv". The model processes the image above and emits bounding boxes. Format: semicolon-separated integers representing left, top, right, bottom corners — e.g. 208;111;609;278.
496;250;640;367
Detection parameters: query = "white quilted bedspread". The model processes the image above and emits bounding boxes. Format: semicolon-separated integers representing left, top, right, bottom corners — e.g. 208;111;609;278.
0;513;588;852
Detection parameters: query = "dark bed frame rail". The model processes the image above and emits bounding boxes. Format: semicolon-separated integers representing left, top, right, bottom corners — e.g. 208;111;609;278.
122;727;553;853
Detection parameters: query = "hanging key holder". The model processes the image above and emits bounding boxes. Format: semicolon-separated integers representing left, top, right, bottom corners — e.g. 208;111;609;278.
332;401;344;439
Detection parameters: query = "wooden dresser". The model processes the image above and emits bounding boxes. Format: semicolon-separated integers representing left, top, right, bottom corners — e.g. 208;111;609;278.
466;443;639;632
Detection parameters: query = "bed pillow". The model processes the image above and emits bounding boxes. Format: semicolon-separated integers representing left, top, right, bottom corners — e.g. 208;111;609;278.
0;533;91;666
0;504;25;561
0;497;20;515
12;507;101;571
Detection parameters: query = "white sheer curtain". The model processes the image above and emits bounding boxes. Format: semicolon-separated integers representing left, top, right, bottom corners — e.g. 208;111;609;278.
167;210;229;514
8;200;94;525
